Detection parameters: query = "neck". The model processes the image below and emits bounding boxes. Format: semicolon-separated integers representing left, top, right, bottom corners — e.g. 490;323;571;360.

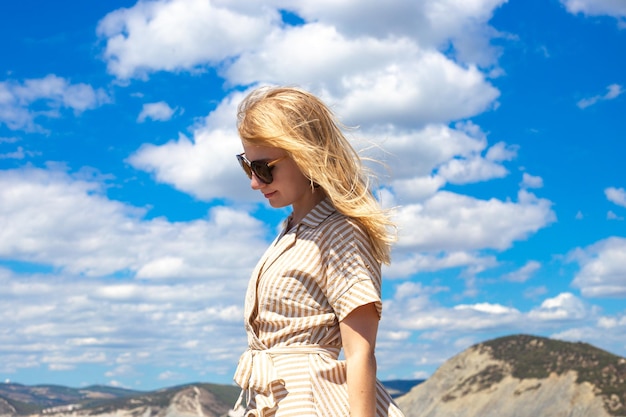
290;189;325;227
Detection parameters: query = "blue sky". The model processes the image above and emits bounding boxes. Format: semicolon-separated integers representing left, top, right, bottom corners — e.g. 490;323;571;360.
1;0;625;391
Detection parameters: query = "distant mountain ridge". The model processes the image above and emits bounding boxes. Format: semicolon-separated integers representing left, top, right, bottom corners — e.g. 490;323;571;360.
0;383;240;417
0;383;140;411
0;380;419;417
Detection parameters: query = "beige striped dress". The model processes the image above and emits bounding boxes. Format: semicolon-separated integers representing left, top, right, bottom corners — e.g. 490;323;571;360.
233;198;405;417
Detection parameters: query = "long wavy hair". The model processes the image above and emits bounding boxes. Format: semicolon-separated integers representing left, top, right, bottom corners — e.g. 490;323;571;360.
237;86;395;264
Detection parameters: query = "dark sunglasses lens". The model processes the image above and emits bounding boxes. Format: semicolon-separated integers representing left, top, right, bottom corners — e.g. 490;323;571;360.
237;155;253;179
251;161;273;184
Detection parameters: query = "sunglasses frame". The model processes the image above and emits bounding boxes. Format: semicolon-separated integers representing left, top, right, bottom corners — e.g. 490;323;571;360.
236;153;287;184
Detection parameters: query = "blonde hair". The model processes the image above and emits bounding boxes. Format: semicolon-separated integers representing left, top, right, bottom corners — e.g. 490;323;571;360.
237;86;395;264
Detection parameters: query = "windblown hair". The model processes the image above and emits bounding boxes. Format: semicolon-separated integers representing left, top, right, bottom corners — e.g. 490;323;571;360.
237;86;395;264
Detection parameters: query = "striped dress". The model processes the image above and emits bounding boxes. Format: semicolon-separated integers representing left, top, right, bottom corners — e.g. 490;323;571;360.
233;198;405;417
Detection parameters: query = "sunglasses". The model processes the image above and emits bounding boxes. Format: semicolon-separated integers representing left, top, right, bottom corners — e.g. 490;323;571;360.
236;153;287;184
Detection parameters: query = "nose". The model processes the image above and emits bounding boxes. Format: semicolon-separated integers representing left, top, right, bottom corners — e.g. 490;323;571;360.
250;172;264;190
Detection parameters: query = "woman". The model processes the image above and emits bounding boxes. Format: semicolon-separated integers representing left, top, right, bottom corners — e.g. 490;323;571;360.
232;86;404;417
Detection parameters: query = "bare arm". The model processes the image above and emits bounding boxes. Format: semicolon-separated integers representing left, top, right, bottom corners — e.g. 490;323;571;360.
339;302;379;417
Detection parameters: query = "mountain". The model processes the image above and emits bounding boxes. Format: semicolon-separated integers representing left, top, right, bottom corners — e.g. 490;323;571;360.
0;383;240;417
4;334;624;417
397;334;626;417
0;378;421;417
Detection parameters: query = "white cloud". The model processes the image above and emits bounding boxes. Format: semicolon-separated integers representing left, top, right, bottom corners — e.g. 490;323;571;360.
226;25;499;127
605;186;626;208
521;172;544;189
0;146;26;160
503;260;541;283
395;190;556;253
97;0;508;81
97;0;277;79
115;1;504;206
0;267;250;379
528;293;588;321
386;295;523;333
390;175;446;203
577;84;623;109
561;0;626;19
0;75;109;132
158;370;185;381
0;166;268;278
137;101;176;122
598;314;626;329
437;155;508;185
128;91;254;202
381;123;488;181
570;237;626;297
277;0;507;66
382;288;597;350
455;302;519;315
386;251;497;279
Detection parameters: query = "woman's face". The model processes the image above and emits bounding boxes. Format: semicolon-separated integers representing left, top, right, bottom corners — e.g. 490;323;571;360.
241;142;321;217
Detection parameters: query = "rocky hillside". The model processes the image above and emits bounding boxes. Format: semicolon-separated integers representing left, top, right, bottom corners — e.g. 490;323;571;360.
0;383;240;417
397;334;626;417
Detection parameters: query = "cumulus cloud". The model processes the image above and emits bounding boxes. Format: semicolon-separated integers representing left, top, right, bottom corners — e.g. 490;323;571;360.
0;269;248;378
570;237;626;297
376;285;606;376
0;75;109;132
110;1;506;215
521;172;544;189
577;84;623;109
503;260;541;283
394;190;556;253
226;26;499;127
137;101;176;122
605;186;626;208
289;0;506;64
97;0;508;81
97;0;277;79
528;293;588;321
127;91;254;201
380;122;488;181
561;0;626;21
0;146;26;160
386;251;497;279
0;166;267;278
437;141;514;185
0;164;277;378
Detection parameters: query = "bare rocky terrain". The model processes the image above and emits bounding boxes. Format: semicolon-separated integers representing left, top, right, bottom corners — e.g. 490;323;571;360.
397;334;626;417
2;334;625;417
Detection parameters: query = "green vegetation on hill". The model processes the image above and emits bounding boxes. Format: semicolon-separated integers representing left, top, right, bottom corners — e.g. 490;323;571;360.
480;334;626;416
0;382;239;416
79;382;240;415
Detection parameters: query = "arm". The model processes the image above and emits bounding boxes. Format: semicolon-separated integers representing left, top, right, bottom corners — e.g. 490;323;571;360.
339;302;379;417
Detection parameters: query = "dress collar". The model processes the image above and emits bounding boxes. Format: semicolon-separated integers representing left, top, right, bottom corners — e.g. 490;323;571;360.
299;197;335;228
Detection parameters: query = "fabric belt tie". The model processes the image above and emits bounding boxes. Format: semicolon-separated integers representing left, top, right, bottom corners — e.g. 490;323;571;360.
231;345;340;417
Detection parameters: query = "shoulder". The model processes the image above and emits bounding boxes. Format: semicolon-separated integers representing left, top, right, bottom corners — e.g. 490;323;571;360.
313;212;374;261
313;210;365;238
299;199;371;251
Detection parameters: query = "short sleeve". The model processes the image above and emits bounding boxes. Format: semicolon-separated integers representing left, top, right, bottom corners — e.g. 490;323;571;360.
321;219;382;322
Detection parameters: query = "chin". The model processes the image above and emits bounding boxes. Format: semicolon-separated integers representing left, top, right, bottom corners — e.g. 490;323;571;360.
268;199;288;209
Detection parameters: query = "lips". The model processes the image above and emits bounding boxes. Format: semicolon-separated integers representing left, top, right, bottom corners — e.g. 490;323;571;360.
264;191;276;198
